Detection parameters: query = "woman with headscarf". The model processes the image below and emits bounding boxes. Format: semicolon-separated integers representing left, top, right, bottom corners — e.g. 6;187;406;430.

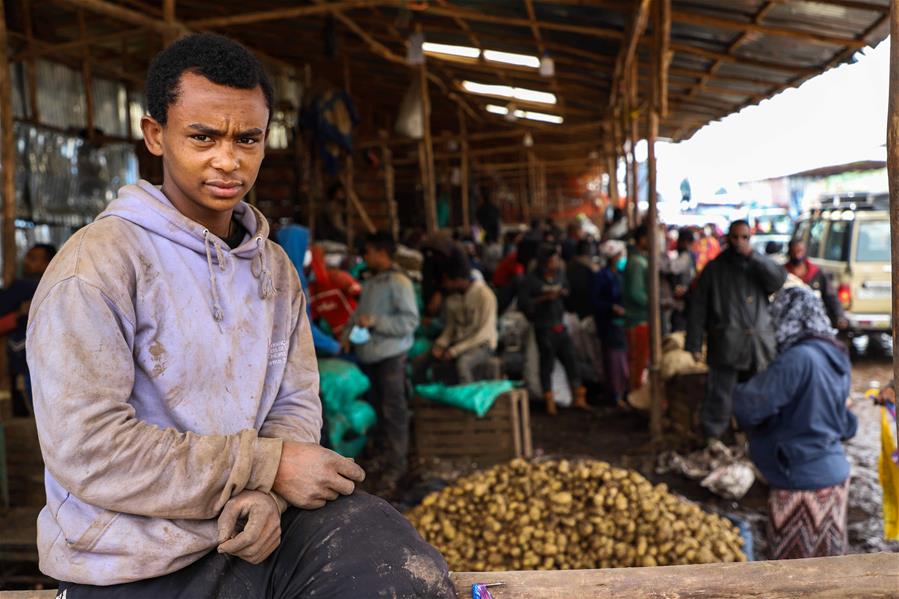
733;286;858;560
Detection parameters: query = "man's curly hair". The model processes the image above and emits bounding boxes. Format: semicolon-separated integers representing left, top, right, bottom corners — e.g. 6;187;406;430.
145;33;273;125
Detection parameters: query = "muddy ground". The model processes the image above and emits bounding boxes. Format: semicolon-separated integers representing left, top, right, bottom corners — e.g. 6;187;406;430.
400;356;899;560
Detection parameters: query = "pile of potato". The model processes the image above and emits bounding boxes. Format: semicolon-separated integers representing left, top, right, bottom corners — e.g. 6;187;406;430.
406;458;746;571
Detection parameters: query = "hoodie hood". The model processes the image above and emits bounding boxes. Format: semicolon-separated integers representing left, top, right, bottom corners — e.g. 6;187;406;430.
98;180;278;321
808;337;850;377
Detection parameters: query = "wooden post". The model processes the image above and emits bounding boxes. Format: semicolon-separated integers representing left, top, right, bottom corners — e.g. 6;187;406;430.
527;150;536;216
22;0;39;122
419;61;438;233
343;53;354;245
629;61;640;226
888;0;899;443
78;10;95;142
458;107;470;232
383;143;398;241
0;0;15;285
518;165;531;223
647;0;670;441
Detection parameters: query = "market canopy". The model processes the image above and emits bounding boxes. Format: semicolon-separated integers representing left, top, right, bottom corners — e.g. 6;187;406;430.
2;0;890;178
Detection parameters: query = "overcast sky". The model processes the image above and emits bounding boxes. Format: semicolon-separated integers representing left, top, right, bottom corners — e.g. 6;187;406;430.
651;37;890;203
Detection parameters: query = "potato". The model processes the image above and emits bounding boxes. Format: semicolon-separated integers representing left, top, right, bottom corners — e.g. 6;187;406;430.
405;458;746;572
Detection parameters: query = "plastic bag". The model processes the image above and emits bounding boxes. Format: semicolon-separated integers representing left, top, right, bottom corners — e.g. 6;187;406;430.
879;401;899;541
318;358;376;457
415;381;516;417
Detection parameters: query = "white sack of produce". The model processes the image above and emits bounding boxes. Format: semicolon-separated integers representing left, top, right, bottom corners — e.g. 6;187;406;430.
406;458;746;572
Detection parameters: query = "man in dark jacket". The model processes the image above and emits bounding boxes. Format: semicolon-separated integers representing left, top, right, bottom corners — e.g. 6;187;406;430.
686;220;787;440
565;239;597;319
518;245;587;415
784;239;847;329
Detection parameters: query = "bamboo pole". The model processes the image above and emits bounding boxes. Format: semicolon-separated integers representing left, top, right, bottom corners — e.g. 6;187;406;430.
343;53;354;245
458;107;471;232
78;10;95;142
0;0;15;285
647;0;666;441
628;61;640;225
22;0;39;122
888;0;899;443
419;61;438;233
383;143;398;240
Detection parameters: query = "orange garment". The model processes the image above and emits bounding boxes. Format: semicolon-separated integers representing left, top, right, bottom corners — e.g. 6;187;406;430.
626;324;650;391
308;245;361;338
696;236;721;273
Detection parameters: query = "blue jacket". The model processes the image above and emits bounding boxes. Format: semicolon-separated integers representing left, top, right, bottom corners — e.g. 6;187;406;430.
592;267;626;349
733;338;857;490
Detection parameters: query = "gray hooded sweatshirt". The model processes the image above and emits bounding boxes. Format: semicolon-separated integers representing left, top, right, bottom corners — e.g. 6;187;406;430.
27;181;321;585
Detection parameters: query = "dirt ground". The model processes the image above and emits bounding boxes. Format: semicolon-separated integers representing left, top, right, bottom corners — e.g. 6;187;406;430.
509;357;899;559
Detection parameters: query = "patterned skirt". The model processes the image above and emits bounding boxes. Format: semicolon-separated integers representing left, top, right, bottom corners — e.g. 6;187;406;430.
767;478;850;560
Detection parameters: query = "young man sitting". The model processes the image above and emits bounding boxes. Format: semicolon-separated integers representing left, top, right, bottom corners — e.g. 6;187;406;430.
28;33;453;599
426;258;498;384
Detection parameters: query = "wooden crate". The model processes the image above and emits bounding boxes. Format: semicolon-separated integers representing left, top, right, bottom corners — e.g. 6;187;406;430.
413;389;532;466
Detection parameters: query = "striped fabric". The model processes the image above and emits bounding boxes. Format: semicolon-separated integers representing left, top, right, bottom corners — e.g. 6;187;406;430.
767;479;850;560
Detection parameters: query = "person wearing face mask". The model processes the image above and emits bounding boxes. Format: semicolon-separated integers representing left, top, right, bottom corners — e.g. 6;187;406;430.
686;220;787;442
593;240;629;407
784;239;847;330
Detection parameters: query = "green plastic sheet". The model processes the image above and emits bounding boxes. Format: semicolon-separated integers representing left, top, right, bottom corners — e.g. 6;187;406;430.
415;380;516;417
318;358;376;457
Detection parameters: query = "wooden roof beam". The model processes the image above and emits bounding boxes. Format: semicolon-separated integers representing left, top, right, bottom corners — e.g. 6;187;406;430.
428;0;516;90
672;7;866;48
420;3;622;39
184;1;399;28
10;28;146;61
682;0;778;102
610;0;650;107
321;4;483;122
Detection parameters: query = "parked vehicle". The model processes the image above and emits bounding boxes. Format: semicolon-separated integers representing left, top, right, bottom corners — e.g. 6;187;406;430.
791;193;891;354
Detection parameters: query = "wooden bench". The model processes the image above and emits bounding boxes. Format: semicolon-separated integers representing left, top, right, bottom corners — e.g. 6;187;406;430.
1;553;896;598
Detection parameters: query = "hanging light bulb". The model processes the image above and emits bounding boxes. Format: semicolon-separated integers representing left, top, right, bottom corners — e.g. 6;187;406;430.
523;132;534;147
505;103;518;122
539;52;555;77
407;30;425;65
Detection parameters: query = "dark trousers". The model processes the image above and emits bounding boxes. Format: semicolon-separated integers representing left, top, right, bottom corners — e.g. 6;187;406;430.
702;365;757;439
58;492;455;599
536;328;580;394
363;354;410;476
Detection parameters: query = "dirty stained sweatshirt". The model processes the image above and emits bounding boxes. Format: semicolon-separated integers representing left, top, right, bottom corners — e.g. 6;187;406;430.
27;180;322;585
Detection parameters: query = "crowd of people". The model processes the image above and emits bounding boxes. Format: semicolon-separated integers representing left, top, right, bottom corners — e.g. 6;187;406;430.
306;205;861;561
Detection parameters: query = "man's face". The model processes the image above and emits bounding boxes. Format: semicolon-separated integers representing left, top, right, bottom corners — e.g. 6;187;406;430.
728;224;752;255
789;241;806;262
545;254;561;273
23;247;50;277
141;72;268;221
364;245;390;272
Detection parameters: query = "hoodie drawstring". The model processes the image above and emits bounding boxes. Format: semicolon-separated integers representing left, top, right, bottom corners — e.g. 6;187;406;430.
203;230;225;322
252;237;278;299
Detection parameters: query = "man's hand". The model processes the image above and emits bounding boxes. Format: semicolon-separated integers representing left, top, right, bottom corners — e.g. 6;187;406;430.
273;442;366;510
217;490;281;565
358;314;375;329
432;345;446;360
612;304;626;317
